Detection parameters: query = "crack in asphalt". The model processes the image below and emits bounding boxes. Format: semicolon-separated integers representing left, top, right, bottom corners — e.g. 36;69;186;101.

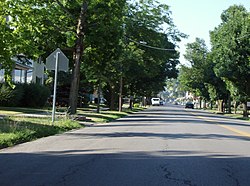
223;164;240;186
160;164;197;186
56;155;99;186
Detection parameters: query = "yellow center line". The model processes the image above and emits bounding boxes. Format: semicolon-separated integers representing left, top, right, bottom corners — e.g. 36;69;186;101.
190;112;250;138
218;124;250;138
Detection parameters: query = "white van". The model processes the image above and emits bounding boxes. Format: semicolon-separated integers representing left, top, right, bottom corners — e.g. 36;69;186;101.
151;98;160;106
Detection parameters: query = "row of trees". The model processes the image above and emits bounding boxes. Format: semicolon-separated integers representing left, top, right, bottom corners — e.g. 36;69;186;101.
178;5;250;117
0;0;185;113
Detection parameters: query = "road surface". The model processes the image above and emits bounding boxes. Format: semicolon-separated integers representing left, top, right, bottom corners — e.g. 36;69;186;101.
1;104;250;186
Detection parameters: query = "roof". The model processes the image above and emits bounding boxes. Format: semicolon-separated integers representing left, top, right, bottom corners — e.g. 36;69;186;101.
15;62;33;70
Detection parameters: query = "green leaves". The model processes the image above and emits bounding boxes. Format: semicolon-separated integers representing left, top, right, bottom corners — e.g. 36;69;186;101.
65;31;77;47
179;5;249;116
211;5;250;100
122;0;183;97
1;0;183;110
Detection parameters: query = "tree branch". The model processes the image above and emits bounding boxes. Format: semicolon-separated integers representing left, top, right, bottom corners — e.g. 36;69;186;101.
54;0;76;20
44;19;75;33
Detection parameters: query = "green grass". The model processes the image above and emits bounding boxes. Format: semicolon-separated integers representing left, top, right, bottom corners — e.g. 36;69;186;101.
77;110;129;123
77;106;146;123
0;107;45;116
223;113;250;121
0;105;147;149
204;109;250;121
0;116;82;149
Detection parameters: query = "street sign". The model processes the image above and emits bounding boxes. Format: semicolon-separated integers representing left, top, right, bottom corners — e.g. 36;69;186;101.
46;48;69;72
46;48;69;123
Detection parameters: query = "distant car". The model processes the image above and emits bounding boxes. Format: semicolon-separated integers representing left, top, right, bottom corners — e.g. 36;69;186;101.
151;98;160;106
185;102;194;109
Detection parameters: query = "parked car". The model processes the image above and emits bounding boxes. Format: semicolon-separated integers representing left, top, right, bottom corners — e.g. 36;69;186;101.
151;98;160;106
185;102;194;109
160;100;164;105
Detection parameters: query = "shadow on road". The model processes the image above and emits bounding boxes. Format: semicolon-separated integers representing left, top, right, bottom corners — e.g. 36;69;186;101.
1;105;250;186
0;150;249;186
64;131;250;141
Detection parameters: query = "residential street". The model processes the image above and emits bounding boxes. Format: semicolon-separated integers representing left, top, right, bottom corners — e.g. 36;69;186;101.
1;104;250;186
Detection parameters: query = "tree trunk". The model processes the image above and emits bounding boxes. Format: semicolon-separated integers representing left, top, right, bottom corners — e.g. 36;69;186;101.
218;100;224;113
142;96;146;107
118;76;123;112
242;102;248;117
129;95;133;110
96;82;101;113
110;86;115;111
69;2;87;114
210;101;213;110
204;100;207;109
227;96;232;114
234;102;237;114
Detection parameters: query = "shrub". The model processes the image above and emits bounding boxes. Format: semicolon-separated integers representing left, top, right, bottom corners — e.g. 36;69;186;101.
10;84;24;106
133;103;140;108
19;83;50;107
0;84;14;106
0;83;50;108
0;83;24;106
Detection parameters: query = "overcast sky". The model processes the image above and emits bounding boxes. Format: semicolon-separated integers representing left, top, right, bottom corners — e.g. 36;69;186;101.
161;0;250;65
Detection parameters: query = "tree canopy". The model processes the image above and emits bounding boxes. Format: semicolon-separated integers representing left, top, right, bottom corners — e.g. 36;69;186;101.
0;0;184;112
179;5;249;117
210;5;250;116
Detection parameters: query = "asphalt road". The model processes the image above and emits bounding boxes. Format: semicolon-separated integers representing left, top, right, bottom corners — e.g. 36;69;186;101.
1;104;250;186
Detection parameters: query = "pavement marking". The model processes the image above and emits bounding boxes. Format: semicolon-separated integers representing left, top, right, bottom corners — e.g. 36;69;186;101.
218;124;250;138
189;111;250;138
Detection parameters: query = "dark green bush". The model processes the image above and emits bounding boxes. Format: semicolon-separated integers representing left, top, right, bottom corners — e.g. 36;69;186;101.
19;83;50;107
0;83;24;106
0;83;50;108
10;84;24;106
0;84;13;106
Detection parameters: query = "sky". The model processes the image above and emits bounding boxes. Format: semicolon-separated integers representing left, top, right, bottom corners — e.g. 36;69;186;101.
159;0;250;65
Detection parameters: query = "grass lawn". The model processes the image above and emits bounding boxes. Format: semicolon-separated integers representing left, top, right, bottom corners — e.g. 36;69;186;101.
0;105;147;149
203;109;250;121
223;113;250;121
0;116;82;149
0;107;46;116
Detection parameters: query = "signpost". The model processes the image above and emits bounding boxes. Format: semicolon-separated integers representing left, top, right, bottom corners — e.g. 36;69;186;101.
46;48;69;123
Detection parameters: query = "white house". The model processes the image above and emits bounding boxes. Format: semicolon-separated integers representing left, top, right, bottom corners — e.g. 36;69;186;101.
0;56;45;85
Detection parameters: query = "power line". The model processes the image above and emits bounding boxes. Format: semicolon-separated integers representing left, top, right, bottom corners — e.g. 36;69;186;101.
126;37;176;51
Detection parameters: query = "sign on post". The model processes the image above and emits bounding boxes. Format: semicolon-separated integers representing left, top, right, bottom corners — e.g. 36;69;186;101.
46;48;69;72
46;48;69;123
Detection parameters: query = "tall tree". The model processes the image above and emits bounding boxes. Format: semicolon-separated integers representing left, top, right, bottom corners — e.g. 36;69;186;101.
205;53;229;112
180;38;210;104
123;0;183;98
69;1;88;114
82;0;126;111
210;5;250;117
5;0;88;114
2;0;183;113
0;6;14;84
